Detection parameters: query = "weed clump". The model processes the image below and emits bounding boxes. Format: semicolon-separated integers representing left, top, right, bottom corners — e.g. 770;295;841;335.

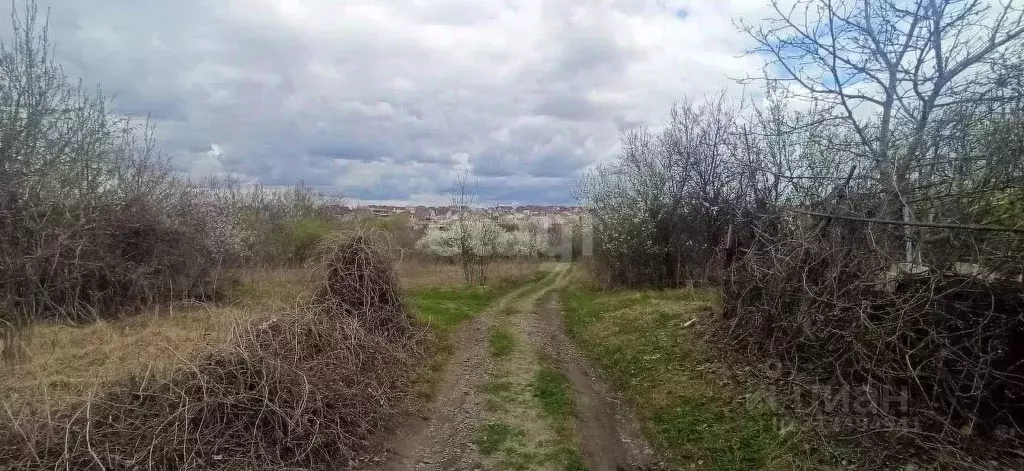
0;230;423;470
488;327;516;358
720;223;1024;467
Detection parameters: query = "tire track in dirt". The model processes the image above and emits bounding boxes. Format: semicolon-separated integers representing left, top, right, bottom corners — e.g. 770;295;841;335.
473;265;576;470
528;296;660;471
378;265;658;470
379;268;562;471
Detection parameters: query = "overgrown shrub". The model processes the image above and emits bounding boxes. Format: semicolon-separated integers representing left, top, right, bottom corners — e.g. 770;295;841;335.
719;220;1024;465
2;198;228;322
572;0;1024;466
200;178;342;266
0;231;423;469
0;0;346;329
271;216;339;264
0;4;230;326
576;95;792;287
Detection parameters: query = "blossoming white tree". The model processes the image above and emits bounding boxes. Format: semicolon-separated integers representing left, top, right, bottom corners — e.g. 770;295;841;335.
416;218;550;258
415;216;551;283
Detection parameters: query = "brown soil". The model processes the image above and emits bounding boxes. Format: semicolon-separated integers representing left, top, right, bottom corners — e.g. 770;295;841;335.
529;296;660;471
377;276;544;470
376;265;658;470
380;310;494;470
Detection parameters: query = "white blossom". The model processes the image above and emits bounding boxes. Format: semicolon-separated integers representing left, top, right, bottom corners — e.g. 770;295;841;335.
416;216;550;259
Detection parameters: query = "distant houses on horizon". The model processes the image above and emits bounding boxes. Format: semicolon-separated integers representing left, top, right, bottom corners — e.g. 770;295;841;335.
322;203;584;229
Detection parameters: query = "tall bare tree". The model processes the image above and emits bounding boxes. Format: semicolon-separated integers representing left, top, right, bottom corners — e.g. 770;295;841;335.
743;0;1024;260
0;1;229;328
449;170;478;283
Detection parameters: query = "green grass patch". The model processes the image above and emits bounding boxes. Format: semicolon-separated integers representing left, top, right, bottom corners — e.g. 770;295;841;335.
475;420;582;471
475;421;525;456
488;326;516;358
408;271;552;330
530;358;585;469
409;285;503;330
407;281;529;402
559;271;818;470
481;378;516;396
480;378;517;412
542;448;588;471
531;368;574;420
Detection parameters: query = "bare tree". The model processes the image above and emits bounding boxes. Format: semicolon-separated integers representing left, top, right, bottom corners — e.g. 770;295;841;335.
577;95;783;286
743;0;1024;260
449;170;477;283
0;1;229;330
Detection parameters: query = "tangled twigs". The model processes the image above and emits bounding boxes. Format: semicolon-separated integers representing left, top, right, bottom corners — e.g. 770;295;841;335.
311;231;411;336
0;230;424;470
718;219;1024;467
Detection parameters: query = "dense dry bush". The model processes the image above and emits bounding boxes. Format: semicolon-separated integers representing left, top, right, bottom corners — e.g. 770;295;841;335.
720;219;1024;464
0;232;423;470
201;177;343;266
577;93;796;287
573;0;1024;465
1;197;227;324
313;232;410;335
0;4;230;327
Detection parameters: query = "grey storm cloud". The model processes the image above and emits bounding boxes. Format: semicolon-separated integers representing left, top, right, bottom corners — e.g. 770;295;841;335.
2;0;772;204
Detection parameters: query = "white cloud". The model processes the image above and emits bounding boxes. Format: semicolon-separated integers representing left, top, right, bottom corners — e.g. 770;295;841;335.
5;0;775;204
190;143;226;177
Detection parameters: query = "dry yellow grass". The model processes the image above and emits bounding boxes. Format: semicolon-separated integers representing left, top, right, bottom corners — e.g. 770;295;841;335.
398;258;467;289
399;258;546;289
0;306;267;415
0;260;545;418
227;266;316;309
0;267;315;416
1;234;426;469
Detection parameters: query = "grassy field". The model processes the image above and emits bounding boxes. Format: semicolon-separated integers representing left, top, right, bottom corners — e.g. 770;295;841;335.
1;306;261;414
1;259;829;468
404;260;550;329
403;261;550;402
0;268;311;416
409;285;510;330
559;269;821;470
0;259;547;420
399;258;543;290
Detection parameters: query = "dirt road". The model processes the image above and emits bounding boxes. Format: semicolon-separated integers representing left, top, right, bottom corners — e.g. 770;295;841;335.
378;265;658;471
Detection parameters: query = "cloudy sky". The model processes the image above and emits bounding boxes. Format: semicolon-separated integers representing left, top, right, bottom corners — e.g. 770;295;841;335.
4;0;775;205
